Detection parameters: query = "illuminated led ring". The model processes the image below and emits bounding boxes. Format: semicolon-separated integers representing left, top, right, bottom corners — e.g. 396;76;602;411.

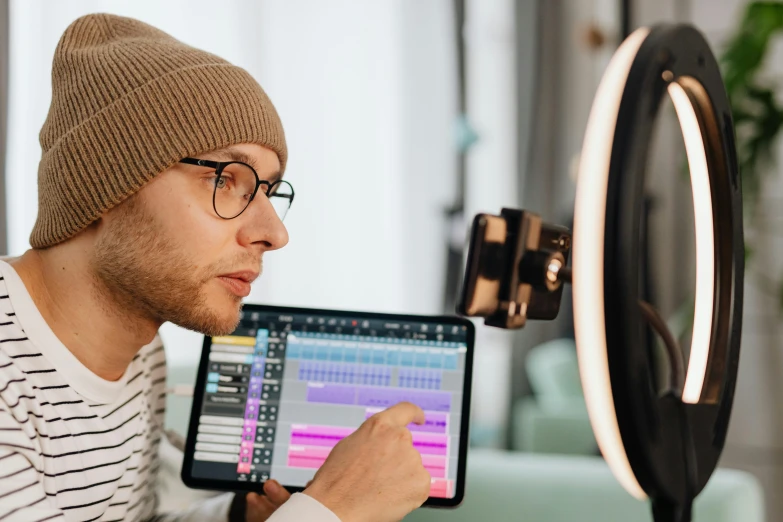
573;25;744;510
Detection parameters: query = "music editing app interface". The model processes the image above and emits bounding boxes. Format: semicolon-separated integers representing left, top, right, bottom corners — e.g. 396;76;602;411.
191;310;469;499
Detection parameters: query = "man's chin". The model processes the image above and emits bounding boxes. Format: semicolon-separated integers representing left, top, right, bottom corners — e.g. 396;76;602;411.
175;302;242;337
206;309;243;337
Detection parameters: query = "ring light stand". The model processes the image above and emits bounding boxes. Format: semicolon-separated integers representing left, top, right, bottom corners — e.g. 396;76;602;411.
458;24;744;522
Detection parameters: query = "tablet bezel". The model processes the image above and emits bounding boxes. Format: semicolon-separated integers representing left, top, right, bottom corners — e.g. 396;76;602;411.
181;304;475;508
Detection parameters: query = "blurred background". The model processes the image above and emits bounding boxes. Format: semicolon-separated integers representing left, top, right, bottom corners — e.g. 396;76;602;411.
2;0;783;520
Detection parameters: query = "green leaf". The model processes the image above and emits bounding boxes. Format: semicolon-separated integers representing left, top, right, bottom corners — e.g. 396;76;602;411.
720;2;783;218
722;2;783;95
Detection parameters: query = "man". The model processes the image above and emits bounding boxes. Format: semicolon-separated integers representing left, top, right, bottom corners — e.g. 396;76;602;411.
0;13;431;522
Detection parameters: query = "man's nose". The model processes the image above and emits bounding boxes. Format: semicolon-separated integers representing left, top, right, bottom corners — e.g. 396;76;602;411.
239;193;290;251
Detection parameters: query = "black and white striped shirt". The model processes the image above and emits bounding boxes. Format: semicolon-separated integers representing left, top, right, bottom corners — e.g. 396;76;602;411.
0;260;227;522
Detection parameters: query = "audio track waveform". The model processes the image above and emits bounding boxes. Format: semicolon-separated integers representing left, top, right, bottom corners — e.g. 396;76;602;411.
398;368;443;389
298;361;392;386
287;424;450;484
306;383;451;412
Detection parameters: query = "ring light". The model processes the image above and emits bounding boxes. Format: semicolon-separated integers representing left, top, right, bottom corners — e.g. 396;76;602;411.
573;24;744;521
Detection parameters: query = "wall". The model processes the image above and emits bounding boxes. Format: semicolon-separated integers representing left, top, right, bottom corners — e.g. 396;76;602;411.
0;0;6;254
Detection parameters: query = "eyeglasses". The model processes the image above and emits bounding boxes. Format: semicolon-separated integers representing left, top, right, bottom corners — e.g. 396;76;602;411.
179;157;295;221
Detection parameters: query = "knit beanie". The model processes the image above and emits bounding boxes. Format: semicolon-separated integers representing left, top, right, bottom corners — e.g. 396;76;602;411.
31;13;287;248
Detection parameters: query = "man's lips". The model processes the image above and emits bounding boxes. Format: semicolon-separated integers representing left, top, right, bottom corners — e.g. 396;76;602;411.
218;271;260;283
217;271;259;297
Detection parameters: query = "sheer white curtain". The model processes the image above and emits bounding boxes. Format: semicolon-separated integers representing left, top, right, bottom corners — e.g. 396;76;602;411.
461;0;519;448
6;0;458;365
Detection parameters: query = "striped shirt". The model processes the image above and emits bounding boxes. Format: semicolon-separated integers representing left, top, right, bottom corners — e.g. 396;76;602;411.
0;260;340;522
0;259;235;522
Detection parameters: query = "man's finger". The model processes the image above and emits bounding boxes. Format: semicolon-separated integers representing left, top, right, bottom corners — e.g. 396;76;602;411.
263;479;291;506
246;493;276;520
375;402;425;427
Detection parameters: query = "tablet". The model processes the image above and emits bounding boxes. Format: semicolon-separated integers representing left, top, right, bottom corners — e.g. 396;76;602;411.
181;304;475;507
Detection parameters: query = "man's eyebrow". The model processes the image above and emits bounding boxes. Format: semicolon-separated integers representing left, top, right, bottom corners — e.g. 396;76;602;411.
206;147;282;182
265;171;283;185
208;148;260;170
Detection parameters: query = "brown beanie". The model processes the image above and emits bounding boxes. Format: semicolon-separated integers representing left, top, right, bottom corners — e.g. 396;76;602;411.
31;13;287;248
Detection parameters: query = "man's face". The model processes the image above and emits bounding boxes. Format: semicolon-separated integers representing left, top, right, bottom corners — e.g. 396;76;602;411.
90;143;289;336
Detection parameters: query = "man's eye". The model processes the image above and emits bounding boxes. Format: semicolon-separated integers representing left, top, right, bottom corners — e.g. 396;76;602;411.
207;175;233;190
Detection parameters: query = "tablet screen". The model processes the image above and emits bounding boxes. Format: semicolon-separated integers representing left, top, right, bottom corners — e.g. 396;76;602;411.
184;305;473;503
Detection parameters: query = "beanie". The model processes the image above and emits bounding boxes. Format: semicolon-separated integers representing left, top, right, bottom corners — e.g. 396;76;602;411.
31;13;287;248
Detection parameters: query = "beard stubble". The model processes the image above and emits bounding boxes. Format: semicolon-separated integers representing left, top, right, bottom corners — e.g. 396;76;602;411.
90;195;246;336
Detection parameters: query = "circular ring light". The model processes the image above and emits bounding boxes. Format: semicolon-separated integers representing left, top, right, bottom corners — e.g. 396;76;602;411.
573;25;744;517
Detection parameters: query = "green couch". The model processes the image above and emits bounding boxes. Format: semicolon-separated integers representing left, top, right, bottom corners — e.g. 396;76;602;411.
512;339;596;455
404;449;763;522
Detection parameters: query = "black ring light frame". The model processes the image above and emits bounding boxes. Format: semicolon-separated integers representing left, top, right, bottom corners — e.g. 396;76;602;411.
571;25;744;522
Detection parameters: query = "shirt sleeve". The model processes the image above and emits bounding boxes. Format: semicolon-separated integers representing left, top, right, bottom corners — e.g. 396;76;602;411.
266;493;342;522
146;492;340;522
